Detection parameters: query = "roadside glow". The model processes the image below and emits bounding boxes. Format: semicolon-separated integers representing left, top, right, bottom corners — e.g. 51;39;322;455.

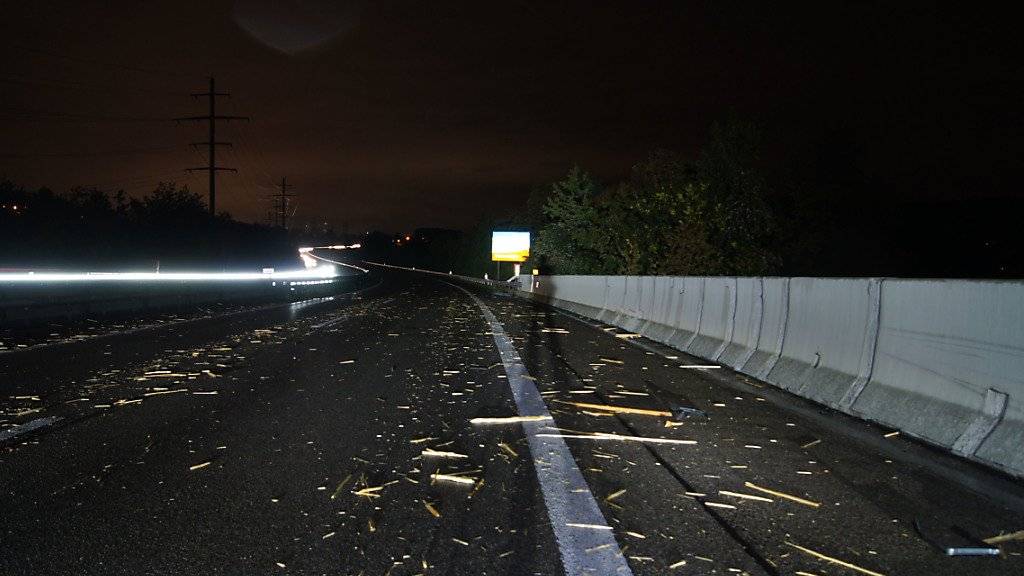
0;266;339;283
300;253;319;268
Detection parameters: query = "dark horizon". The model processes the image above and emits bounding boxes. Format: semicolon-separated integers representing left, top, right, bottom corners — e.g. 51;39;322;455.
2;1;1021;233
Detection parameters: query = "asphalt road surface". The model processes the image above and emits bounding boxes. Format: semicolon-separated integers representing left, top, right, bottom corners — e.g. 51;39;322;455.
2;269;1022;575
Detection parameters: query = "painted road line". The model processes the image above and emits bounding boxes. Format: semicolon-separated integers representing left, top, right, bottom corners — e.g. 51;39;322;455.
448;282;634;576
0;416;61;442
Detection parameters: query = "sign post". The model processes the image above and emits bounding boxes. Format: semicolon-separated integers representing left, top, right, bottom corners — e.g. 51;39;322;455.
491;231;530;281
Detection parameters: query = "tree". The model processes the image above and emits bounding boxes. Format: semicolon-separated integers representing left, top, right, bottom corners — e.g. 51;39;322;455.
531;166;608;274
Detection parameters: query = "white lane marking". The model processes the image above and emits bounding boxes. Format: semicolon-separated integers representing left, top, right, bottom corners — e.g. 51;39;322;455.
447;282;634;576
0;416;61;442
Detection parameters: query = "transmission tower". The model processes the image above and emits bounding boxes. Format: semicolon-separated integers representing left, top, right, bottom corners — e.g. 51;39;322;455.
176;77;249;215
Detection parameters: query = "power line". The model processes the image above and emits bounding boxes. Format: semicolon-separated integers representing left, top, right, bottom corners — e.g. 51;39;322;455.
175;77;249;215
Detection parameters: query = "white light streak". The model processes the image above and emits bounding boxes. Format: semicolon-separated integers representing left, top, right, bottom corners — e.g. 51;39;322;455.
0;266;339;283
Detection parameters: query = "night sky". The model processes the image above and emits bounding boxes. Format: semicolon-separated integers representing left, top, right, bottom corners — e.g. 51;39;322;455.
1;1;1019;233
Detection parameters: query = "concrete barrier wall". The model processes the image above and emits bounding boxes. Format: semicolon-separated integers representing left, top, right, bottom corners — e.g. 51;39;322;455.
850;280;1024;475
739;277;789;379
519;274;1024;478
718;277;763;369
764;278;880;409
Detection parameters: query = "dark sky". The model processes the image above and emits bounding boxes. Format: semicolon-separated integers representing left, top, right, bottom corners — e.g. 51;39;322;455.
1;1;1019;232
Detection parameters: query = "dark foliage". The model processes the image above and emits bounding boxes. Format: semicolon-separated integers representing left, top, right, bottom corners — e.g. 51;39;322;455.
0;180;298;271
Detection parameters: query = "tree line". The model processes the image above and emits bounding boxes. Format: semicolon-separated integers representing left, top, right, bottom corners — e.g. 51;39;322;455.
390;115;1020;279
0;180;296;271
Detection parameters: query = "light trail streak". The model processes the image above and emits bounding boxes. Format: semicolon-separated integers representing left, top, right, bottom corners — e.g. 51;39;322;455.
0;266;340;283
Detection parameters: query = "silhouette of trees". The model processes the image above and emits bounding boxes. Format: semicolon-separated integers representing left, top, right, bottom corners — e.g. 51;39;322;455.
0;180;295;270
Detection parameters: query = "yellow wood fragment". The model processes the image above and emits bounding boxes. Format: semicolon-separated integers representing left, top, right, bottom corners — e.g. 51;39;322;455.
784;541;886;576
744;481;820;508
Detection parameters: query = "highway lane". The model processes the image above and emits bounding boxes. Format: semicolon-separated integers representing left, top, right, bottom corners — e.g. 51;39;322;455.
1;270;1022;575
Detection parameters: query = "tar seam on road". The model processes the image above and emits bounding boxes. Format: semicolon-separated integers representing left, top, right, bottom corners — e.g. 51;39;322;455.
446;282;634;576
0;416;61;443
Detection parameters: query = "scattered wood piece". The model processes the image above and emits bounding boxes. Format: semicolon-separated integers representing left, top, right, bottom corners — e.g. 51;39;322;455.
744;481;820;508
423;501;441;518
669;560;687;569
605;489;627;501
784;541;886;576
719;490;773;503
615;333;641;339
410;437;436;444
566;522;613;530
538;432;696;445
330;474;352;500
883;430;900;438
800;439;822;449
470;415;552;425
703;502;736;509
353;486;383;498
679;365;721;369
553;399;671;417
983;530;1024;545
422;448;469;459
432;473;476;485
498;442;518;458
599;357;624;365
143;388;188;397
189;461;211;471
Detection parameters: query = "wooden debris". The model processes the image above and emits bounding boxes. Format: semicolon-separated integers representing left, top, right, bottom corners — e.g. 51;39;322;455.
537;432;696;446
605;489;627;502
423;501;441;518
498;442;518;457
566;522;613;530
784;541;886;576
330;474;352;500
719;490;773;503
599;357;624;365
189;461;211;471
143;388;188;397
744;481;820;508
470;415;552;425
800;439;822;449
984;530;1024;545
432;473;476;485
554;399;671;417
422;448;469;459
353;486;383;498
883;430;900;438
